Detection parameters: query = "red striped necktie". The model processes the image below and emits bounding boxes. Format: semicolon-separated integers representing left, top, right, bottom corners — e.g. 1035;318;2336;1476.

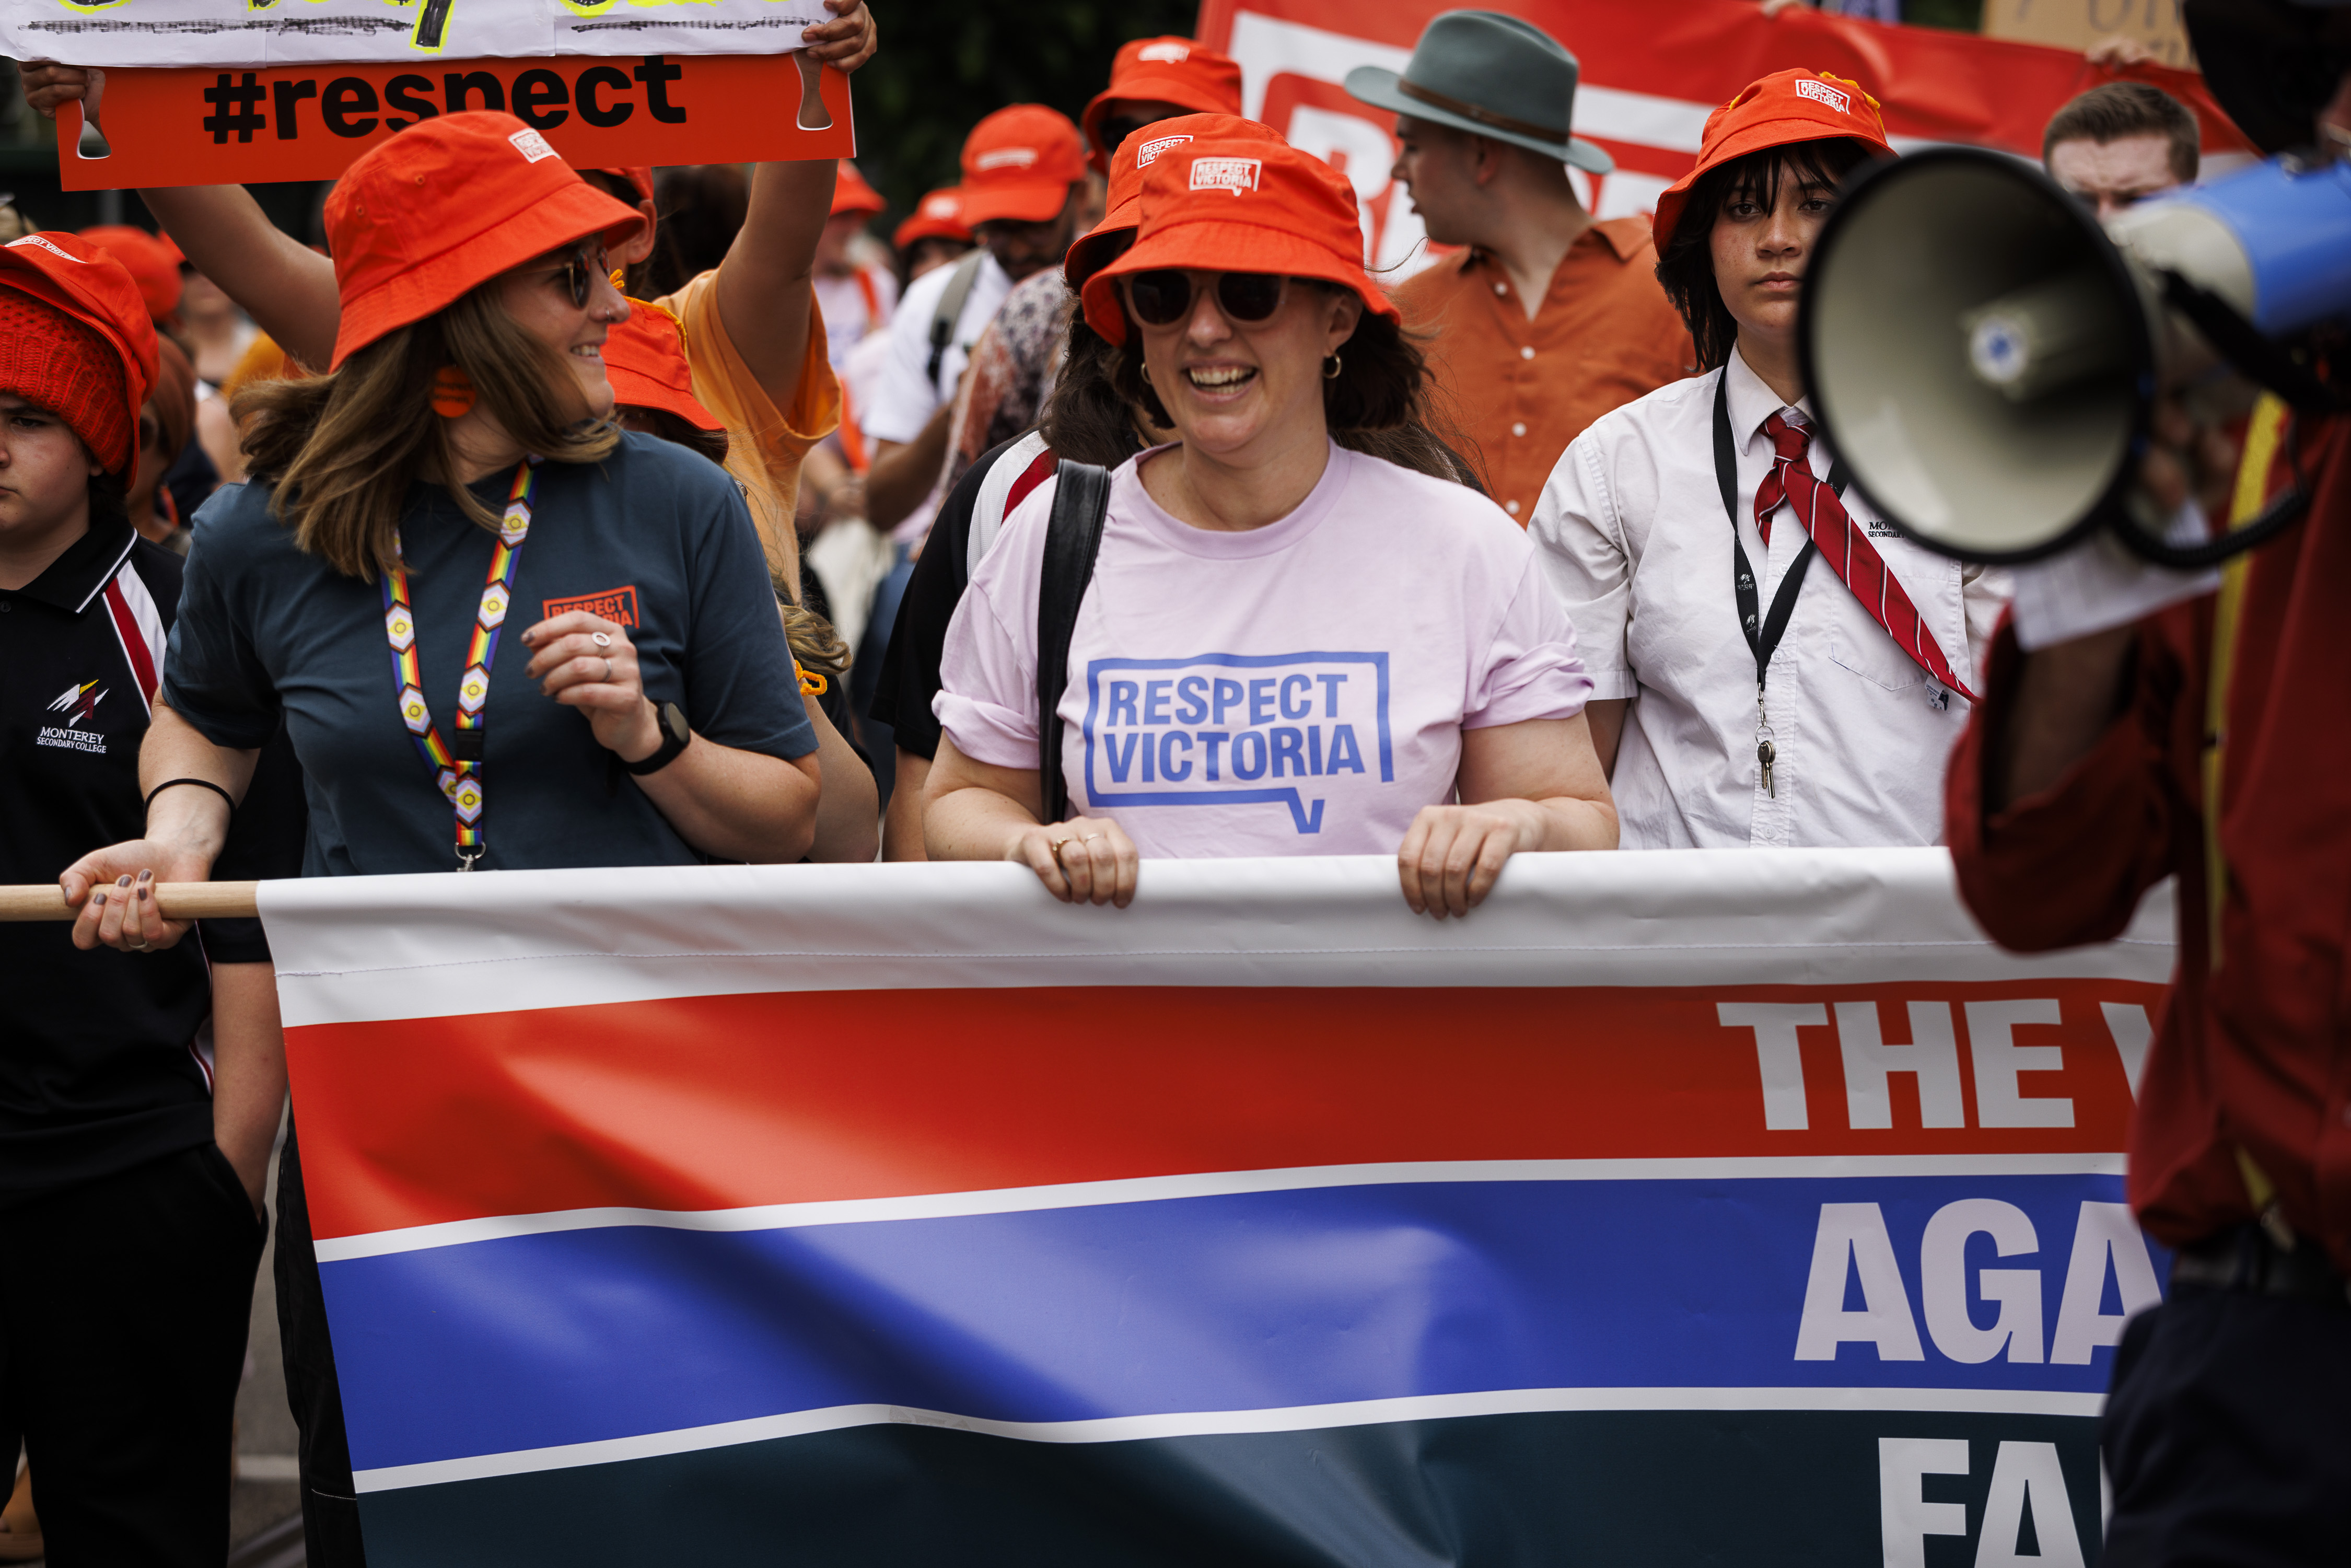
1756;410;1976;703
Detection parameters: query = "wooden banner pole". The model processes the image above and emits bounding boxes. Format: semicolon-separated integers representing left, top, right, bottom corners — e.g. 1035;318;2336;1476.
0;883;261;922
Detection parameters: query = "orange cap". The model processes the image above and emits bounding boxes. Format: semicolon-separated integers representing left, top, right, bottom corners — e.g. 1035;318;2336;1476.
892;187;974;250
0;232;159;479
1081;38;1245;172
956;104;1087;228
832;160;887;217
1082;138;1397;347
1065;112;1282;291
604;300;721;432
325;112;646;369
78;224;183;325
1651;69;1894;253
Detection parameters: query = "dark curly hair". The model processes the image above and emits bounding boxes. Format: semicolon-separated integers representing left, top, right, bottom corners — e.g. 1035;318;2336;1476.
1653;138;1880;373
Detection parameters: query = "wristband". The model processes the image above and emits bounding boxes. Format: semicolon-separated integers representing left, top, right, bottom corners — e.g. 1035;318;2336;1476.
144;777;236;815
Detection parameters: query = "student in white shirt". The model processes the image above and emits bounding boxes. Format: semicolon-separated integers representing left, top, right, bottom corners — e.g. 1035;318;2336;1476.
1530;69;2009;850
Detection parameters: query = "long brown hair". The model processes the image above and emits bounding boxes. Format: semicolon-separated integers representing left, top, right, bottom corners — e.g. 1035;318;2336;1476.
236;286;619;580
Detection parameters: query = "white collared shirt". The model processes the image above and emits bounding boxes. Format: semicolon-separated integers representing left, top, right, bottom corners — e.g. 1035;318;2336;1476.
1529;346;2009;850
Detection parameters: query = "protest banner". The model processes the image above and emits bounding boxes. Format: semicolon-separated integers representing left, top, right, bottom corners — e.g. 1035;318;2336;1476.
258;849;2172;1565
7;0;855;189
1196;0;2252;277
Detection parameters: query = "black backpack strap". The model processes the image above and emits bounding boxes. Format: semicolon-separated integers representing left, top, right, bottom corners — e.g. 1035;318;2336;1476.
1035;460;1113;824
924;249;987;396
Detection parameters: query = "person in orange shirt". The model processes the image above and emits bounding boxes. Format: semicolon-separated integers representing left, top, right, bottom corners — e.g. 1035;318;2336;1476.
1347;9;1693;523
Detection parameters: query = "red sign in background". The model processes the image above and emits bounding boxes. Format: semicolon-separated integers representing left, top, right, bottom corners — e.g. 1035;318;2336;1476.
1200;0;2251;275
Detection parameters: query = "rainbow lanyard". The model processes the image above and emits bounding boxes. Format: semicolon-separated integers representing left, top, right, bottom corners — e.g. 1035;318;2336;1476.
381;459;538;870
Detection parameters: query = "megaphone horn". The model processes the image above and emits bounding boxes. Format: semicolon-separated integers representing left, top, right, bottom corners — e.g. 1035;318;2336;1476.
1800;147;2351;567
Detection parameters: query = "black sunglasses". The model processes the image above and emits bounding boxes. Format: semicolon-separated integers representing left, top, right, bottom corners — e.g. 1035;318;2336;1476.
1125;270;1288;328
535;244;608;309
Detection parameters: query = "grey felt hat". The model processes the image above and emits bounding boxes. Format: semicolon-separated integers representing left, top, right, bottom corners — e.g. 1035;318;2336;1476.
1344;10;1613;175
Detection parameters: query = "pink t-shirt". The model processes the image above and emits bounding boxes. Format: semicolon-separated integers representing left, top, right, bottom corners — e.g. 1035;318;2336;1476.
935;442;1592;858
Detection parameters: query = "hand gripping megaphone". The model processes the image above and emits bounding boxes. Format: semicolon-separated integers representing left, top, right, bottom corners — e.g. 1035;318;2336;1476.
1798;148;2351;567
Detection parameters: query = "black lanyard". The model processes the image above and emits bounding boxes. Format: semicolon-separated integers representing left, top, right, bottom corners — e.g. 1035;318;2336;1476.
1713;370;1847;796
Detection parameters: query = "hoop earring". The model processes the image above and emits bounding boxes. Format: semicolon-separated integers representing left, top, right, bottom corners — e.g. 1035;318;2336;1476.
431;366;477;420
1322;353;1343;380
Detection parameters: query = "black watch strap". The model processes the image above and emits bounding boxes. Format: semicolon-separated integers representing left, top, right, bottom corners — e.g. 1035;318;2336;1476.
621;700;692;776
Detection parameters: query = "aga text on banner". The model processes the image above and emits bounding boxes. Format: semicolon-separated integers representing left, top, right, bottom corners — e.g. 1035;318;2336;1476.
265;849;2175;1567
1197;0;2252;280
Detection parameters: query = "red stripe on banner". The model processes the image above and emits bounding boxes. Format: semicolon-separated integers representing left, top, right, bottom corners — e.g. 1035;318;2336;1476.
289;980;2158;1241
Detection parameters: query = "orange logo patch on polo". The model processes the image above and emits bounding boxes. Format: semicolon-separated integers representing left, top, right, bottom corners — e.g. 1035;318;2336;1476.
542;586;640;628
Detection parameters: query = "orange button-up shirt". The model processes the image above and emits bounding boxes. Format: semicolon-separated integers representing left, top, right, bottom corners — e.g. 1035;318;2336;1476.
1392;216;1694;524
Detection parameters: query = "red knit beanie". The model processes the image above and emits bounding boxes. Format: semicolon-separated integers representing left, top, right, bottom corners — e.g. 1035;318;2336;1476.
0;286;133;476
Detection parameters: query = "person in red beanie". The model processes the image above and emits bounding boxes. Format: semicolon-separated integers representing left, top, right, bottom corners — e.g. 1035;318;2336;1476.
57;111;827;1568
1530;68;2008;851
0;230;277;1568
1080;37;1244;172
925;136;1615;913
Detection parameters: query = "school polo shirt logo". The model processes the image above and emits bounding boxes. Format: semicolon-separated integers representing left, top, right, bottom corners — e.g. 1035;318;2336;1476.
37;679;110;752
1080;653;1395;834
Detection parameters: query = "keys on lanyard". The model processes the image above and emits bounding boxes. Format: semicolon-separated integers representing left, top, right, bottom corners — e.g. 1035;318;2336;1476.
1756;684;1777;798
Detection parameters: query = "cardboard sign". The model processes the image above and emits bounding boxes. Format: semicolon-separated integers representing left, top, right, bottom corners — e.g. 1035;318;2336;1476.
1983;0;2196;73
0;0;833;68
59;53;852;190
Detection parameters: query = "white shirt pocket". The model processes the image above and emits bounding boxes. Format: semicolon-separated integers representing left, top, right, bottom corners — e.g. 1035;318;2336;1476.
1828;629;1924;691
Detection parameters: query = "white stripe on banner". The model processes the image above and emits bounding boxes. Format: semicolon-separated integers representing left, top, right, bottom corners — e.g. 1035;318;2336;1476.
313;1152;2127;1264
352;1384;2106;1494
260;851;2178;1029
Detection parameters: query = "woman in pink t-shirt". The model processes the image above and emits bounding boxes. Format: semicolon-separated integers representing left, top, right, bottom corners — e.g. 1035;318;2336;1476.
927;138;1616;917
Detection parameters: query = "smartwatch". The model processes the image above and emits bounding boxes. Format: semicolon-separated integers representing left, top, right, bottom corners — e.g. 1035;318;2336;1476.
622;700;692;776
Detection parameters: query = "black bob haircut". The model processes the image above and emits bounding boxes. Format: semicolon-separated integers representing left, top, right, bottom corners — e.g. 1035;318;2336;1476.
1653;137;1882;374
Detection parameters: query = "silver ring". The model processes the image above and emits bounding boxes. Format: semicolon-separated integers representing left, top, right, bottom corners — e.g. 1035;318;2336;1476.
591;632;613;648
602;657;614;683
125;935;149;952
1081;833;1105;843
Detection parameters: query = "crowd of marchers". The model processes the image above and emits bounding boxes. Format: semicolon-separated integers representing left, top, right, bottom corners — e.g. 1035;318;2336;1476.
4;0;2347;1563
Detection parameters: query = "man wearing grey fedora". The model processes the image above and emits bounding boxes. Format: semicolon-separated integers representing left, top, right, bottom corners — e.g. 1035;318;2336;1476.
1347;10;1692;525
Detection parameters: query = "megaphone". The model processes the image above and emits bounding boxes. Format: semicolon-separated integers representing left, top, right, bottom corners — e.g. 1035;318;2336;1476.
1799;147;2351;567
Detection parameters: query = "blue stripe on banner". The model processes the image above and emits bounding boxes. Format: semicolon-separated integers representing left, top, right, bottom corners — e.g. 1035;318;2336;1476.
324;1174;2160;1473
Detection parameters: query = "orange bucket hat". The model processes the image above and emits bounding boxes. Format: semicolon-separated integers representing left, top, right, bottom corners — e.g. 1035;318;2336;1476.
603;301;721;433
325;113;646;369
1081;38;1246;172
955;104;1088;228
1065;113;1284;291
0;233;159;479
1652;69;1894;254
1081;137;1396;347
77;224;183;326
